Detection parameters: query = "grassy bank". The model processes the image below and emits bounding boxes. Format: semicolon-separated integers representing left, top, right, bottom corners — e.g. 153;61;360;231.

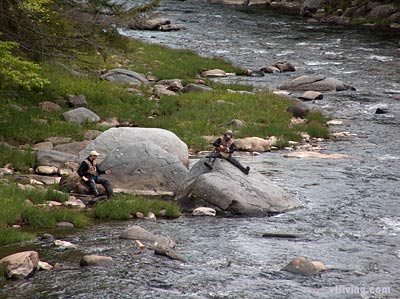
0;35;328;247
1;37;328;148
0;183;181;246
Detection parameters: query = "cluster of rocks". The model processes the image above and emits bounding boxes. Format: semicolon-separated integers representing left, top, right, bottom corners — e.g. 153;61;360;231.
100;68;216;99
127;17;185;31
0;224;185;280
0;231;328;281
302;0;400;29
207;0;400;30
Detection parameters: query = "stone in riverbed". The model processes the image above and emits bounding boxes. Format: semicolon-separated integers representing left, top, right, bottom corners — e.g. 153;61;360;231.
120;225;175;248
175;158;300;217
282;257;325;276
279;75;355;91
80;255;114;267
0;251;39;279
299;91;323;101
192;207;217;216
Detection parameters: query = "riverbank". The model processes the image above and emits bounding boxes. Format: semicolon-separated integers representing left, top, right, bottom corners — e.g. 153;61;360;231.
0;31;331;251
208;0;400;31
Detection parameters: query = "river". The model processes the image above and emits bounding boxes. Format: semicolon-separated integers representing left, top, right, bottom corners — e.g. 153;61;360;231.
2;1;400;298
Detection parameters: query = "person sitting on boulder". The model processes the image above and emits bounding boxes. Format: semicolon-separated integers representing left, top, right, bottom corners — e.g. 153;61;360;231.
205;130;250;175
78;150;114;198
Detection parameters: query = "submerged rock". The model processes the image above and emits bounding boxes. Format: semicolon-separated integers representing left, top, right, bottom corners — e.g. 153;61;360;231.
80;255;114;267
175;158;300;216
279;75;355;91
282;257;326;276
120;225;175;248
154;244;186;261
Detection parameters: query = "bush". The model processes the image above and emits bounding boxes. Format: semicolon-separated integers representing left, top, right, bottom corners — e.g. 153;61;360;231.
0;39;50;90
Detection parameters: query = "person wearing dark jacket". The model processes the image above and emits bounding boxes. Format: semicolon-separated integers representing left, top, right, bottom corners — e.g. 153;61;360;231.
77;150;114;197
205;130;250;175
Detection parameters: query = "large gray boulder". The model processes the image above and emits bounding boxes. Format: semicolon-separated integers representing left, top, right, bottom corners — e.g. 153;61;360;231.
79;127;189;167
120;225;175;248
100;68;149;86
62;107;100;125
279;75;355;91
36;149;77;168
98;142;188;193
175;158;300;217
0;251;39;280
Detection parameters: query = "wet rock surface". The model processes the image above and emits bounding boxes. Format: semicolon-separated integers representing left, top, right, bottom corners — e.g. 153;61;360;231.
175;158;300;216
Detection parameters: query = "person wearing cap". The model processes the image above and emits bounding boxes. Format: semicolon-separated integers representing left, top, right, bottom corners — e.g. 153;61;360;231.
205;130;250;175
77;150;114;198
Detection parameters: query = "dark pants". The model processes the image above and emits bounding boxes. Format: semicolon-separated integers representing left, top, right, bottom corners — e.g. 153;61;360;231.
87;176;114;197
206;152;249;174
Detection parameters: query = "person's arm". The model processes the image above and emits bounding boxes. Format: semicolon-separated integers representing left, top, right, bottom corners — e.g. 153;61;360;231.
77;161;89;181
77;162;88;178
212;137;222;148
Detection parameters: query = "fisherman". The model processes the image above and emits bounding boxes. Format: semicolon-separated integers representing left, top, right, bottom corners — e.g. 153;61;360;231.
205;130;250;175
77;150;114;198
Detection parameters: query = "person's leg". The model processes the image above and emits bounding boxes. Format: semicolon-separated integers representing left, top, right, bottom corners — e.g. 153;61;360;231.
88;177;100;196
96;177;114;198
227;156;250;175
204;152;221;169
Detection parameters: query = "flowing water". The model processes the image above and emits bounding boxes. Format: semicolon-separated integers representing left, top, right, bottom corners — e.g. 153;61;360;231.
2;1;400;298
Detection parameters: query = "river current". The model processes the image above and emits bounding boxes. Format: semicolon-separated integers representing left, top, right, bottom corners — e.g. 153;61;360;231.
2;1;400;298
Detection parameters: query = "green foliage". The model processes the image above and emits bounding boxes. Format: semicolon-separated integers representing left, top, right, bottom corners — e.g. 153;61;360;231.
119;40;243;80
21;206;89;228
295;122;330;139
0;228;35;246
0;183;80;226
0;146;35;172
0;39;50;90
92;194;181;220
0;99;84;145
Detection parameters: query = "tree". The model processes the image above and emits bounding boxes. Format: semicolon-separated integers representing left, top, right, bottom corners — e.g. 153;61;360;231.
0;0;161;60
0;38;49;90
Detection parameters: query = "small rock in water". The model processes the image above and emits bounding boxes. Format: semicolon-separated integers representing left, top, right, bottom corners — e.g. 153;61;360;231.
37;261;53;271
282;257;325;276
56;221;74;228
136;212;144;219
80;255;114;267
375;107;389;114
154;244;186;262
326;119;343;125
145;212;156;220
54;240;78;249
192;207;217;216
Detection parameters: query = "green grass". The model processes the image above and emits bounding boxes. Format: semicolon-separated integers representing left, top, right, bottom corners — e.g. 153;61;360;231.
21;206;89;228
0;228;35;246
0;183;89;245
92;194;181;220
0;146;35;172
